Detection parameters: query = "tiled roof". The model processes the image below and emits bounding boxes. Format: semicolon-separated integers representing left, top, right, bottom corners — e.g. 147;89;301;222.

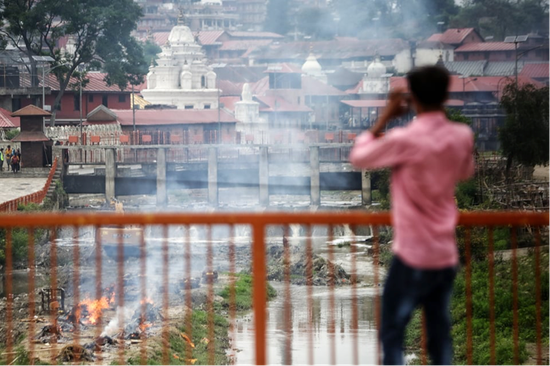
249;76;269;95
301;76;346;96
416;40;454;49
252;38;410;61
11;104;51;117
227;31;283;39
520;63;549;78
219;96;241;112
345;75;543;95
220;39;272;51
11;131;50;142
443;61;487;76
194;30;225;45
427;28;476;45
264;63;303;74
131;93;151;109
218;80;245;96
111;109;237;127
484;62;519;76
341;100;386;108
213;65;266;83
254;96;312;113
22;72;134;93
455;42;516;52
0;108;20;128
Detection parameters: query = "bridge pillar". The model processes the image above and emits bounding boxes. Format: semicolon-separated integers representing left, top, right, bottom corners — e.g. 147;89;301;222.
259;146;269;207
157;148;167;207
362;170;372;206
208;147;218;207
310;146;320;206
105;148;116;200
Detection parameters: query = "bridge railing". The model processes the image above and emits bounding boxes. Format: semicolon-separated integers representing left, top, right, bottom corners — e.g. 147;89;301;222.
0;211;547;365
0;158;58;212
63;145;355;165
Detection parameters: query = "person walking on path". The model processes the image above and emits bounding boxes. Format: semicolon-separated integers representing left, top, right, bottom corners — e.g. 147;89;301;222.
0;148;4;172
5;145;11;171
349;65;475;365
11;153;19;173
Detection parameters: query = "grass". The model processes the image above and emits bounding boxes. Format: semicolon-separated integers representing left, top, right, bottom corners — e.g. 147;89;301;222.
217;273;277;311
125;310;231;365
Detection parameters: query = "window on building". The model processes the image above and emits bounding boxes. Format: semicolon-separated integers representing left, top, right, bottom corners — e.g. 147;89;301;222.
185;105;193;109
536;49;543;57
88;94;94;102
201;75;206;88
506;51;512;59
118;94;126;103
204;104;211;109
463;53;469;60
11;98;21;111
74;94;81;111
102;95;108;107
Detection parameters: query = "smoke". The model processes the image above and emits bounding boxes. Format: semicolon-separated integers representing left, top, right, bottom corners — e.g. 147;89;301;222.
101;305;135;337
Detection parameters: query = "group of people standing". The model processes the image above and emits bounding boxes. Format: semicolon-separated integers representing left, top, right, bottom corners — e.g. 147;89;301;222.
0;145;21;173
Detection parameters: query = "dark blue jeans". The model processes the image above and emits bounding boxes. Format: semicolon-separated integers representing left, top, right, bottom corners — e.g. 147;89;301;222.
381;256;457;365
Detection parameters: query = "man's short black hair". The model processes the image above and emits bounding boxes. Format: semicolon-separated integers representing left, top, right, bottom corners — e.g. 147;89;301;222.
406;65;450;108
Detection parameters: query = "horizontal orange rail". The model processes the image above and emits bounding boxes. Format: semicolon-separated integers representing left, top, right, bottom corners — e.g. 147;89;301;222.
0;210;547;227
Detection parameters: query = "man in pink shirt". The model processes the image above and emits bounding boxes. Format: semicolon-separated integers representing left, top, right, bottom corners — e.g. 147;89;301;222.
349;66;474;364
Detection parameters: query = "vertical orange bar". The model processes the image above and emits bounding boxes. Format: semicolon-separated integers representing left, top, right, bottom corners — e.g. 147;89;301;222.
351;225;359;365
372;226;381;365
464;227;473;365
487;227;496;365
184;225;194;361
252;222;266;365
94;225;103;359
327;225;336;365
228;225;236;355
511;227;519;365
117;225;126;365
305;225;314;365
534;227;542;365
162;225;170;365
72;226;81;360
139;224;147;365
5;229;13;365
206;225;215;365
283;226;292;365
28;228;36;364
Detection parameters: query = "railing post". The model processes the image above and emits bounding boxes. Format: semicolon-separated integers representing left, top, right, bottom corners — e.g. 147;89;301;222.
157;148;167;207
310;146;320;207
252;222;266;365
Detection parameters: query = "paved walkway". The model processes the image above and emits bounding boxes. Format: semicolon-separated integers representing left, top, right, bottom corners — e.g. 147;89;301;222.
0;174;48;204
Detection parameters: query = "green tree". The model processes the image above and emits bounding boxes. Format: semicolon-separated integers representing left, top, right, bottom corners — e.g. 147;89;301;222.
499;82;549;175
0;0;147;126
142;40;162;69
450;0;549;40
296;7;336;40
264;0;290;35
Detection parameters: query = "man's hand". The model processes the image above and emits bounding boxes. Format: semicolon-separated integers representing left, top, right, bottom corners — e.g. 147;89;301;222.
370;87;410;137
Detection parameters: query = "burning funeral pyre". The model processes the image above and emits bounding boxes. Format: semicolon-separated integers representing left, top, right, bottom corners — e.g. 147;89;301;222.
31;286;163;362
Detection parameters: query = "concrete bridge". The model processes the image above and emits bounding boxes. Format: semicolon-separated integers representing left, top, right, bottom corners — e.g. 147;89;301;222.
54;144;373;207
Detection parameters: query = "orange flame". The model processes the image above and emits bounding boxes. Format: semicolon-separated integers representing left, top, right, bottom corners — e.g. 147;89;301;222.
79;297;109;325
139;321;153;332
140;297;154;305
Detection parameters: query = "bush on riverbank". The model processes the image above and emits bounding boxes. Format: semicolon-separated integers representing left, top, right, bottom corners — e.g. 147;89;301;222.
218;273;276;311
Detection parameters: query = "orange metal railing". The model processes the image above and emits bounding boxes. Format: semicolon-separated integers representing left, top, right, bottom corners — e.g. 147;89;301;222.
0;158;58;212
0;210;547;365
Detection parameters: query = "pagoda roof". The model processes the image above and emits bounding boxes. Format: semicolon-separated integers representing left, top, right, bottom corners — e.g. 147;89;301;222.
11;104;51;117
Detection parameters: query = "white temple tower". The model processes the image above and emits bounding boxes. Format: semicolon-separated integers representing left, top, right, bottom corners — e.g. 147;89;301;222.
360;54;390;94
141;13;220;109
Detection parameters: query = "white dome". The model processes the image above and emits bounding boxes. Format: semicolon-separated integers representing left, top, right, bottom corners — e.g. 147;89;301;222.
168;25;195;45
367;56;386;78
302;53;322;74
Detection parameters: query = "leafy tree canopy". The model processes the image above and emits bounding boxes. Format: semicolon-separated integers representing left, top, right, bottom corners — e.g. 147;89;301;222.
499;82;549;169
450;0;549;40
0;0;147;125
264;0;291;36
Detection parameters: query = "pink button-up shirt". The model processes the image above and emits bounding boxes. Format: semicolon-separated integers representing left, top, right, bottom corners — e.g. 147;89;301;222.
349;111;475;269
